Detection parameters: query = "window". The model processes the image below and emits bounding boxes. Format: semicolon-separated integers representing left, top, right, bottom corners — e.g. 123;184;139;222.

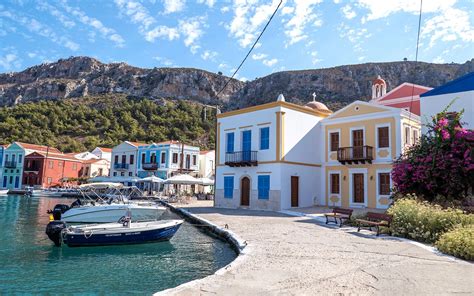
258;175;270;199
18;154;22;164
192;155;197;165
142;153;146;164
114;155;119;164
48;160;54;169
226;132;234;153
47;177;52;185
405;126;411;145
58;161;63;167
330;174;340;194
172;153;178;164
113;172;117;176
98;168;103;176
120;172;125;177
378;126;389;148
224;176;234;198
161;152;166;164
129;172;132;176
260;127;270;150
4;154;8;162
379;173;391;195
129;155;134;165
72;163;77;171
9;176;13;184
412;129;419;144
330;132;339;152
151;153;156;163
121;155;126;164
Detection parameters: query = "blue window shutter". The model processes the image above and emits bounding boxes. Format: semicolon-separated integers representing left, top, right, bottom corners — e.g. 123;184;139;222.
226;133;234;153
224;176;234;198
258;175;270;199
260;127;269;150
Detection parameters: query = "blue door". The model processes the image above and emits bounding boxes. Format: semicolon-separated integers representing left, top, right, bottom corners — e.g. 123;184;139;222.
2;176;6;188
242;130;252;161
14;176;19;189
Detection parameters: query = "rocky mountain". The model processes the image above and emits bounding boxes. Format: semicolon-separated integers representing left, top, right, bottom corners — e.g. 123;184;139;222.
0;56;473;110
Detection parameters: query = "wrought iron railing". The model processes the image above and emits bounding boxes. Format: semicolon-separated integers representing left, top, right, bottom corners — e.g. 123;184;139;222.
225;151;258;167
337;146;374;164
142;162;159;170
4;161;17;168
114;163;130;170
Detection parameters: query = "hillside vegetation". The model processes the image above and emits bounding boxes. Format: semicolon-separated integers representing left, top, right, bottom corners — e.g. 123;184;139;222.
0;96;216;152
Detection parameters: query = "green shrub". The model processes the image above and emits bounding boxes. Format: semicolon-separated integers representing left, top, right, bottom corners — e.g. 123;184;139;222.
388;197;474;243
436;225;474;261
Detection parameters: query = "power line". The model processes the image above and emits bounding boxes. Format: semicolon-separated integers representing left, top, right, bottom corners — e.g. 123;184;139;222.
408;0;423;124
214;0;283;101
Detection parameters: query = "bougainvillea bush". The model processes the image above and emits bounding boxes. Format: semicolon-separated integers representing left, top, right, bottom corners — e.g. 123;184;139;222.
392;107;474;202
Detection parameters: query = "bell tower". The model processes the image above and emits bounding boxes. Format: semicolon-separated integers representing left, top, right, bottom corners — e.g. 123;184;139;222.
372;75;387;99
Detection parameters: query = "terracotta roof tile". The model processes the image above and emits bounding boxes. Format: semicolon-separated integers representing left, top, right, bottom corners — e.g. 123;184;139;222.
97;147;112;152
16;142;61;153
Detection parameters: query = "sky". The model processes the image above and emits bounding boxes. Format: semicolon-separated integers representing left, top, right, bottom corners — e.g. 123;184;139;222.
0;0;473;81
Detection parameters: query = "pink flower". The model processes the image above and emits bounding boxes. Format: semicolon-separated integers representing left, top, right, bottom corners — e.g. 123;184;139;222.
441;129;450;140
438;118;449;127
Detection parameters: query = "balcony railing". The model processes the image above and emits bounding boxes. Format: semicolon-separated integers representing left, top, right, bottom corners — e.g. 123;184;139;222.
337;146;374;164
142;162;159;170
225;151;258;167
4;161;17;168
114;163;130;170
24;166;40;172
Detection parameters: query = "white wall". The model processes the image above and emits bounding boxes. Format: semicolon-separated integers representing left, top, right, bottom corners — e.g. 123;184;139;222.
420;90;474;134
110;142;139;177
279;163;321;209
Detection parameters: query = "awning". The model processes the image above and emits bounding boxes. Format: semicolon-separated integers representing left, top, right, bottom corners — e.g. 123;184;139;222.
198;177;214;186
138;176;165;183
165;174;202;185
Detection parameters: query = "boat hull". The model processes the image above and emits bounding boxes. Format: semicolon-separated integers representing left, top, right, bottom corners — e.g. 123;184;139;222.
63;220;182;247
61;204;166;223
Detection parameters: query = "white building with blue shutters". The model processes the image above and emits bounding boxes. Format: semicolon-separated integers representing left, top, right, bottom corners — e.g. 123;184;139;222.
215;94;332;211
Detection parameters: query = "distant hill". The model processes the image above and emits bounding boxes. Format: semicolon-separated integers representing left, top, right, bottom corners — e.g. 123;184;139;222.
1;56;473;111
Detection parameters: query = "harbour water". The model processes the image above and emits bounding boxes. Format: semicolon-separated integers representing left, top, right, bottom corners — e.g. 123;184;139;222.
0;195;237;295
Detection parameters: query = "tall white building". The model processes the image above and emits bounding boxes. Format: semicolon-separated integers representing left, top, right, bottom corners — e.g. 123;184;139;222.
215;95;332;211
110;141;147;179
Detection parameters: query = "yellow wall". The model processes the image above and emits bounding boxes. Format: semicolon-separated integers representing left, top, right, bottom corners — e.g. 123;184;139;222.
325;164;393;209
324;117;396;162
330;103;387;119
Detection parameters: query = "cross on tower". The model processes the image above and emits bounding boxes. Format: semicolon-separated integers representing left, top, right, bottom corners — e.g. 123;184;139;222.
312;92;317;102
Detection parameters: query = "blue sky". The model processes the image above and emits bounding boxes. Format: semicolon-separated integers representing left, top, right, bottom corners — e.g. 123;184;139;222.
1;0;473;80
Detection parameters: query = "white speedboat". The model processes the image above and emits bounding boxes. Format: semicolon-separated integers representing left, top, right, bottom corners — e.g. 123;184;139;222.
32;189;64;197
48;182;167;223
0;189;9;196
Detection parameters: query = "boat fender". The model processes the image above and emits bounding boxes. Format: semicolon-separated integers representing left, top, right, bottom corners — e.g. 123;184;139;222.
45;221;67;247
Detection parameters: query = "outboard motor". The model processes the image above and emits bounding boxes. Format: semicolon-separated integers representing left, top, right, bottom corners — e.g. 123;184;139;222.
45;221;67;247
47;204;70;221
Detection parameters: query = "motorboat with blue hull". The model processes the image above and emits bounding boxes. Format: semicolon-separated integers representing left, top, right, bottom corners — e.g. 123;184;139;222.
46;219;183;247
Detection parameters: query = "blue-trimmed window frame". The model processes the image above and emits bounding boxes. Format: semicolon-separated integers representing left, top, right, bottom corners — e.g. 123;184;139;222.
258;175;270;199
260;127;269;150
224;176;234;198
226;132;234;153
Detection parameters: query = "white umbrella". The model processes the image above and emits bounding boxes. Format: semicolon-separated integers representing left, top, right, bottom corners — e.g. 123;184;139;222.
138;176;165;183
198;177;215;186
165;174;202;185
88;176;110;183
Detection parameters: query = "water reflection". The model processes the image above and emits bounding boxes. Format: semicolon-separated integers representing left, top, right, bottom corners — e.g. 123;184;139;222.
0;195;236;295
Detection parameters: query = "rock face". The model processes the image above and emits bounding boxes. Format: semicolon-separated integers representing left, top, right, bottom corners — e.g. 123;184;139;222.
0;56;473;109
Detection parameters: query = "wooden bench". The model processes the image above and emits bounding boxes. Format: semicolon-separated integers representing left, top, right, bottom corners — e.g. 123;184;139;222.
324;207;354;227
356;212;392;236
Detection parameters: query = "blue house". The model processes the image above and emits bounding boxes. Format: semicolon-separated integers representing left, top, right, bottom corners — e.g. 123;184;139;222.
137;141;200;179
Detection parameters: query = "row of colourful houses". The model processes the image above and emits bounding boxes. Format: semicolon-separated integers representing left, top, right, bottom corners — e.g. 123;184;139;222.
214;72;473;211
0;144;112;190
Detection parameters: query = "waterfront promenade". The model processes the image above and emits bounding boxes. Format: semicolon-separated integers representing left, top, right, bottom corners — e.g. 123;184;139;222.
158;200;474;295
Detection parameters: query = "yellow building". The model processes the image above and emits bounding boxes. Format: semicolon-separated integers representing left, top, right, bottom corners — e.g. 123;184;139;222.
320;101;420;209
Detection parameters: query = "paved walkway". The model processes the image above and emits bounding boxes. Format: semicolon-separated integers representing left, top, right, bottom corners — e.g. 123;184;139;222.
159;201;473;295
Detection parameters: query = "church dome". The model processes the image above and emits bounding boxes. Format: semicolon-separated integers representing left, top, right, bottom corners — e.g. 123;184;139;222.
372;75;386;85
305;101;330;112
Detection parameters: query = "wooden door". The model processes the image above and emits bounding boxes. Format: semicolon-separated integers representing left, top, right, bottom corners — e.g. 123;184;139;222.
352;129;364;158
291;176;299;207
241;177;250;206
353;173;364;203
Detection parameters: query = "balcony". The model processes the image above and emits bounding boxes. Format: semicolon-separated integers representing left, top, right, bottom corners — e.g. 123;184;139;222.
114;163;129;170
4;161;17;168
225;151;258;167
337;146;374;165
142;162;159;170
24;166;40;172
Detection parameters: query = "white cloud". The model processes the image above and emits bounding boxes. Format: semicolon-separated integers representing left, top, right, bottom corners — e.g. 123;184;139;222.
221;6;230;13
421;8;474;48
27;52;37;58
284;0;323;45
341;5;356;19
262;58;278;67
145;26;179;42
432;56;445;63
163;0;186;14
61;2;124;47
358;56;366;61
281;6;294;15
153;56;174;67
0;10;80;51
197;0;215;8
0;53;20;70
201;50;218;61
218;63;229;69
114;0;155;30
37;2;75;28
338;23;372;52
179;17;205;47
251;53;268;60
310;51;322;65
